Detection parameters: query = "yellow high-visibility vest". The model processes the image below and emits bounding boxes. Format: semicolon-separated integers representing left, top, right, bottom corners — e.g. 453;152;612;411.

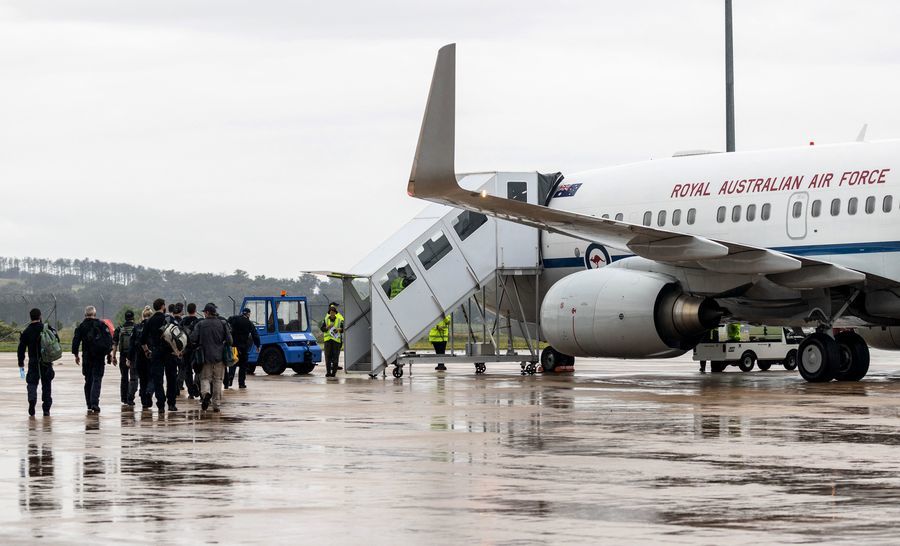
429;315;451;343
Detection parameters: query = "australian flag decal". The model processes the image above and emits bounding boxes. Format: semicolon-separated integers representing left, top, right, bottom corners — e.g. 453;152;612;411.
553;183;582;198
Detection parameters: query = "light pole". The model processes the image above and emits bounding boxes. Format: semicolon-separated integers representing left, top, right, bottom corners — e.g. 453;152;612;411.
725;0;735;152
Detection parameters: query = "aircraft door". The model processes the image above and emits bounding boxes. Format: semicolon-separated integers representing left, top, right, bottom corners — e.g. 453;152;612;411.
786;192;809;240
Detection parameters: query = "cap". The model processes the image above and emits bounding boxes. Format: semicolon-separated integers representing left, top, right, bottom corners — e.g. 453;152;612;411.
124;310;135;320
329;302;340;308
242;307;251;315
203;302;218;313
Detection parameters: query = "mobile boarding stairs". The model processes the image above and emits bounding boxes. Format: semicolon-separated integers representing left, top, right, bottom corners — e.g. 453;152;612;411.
329;172;557;378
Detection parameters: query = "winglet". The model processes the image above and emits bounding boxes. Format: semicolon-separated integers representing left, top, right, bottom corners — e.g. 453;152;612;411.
856;123;868;142
408;44;457;199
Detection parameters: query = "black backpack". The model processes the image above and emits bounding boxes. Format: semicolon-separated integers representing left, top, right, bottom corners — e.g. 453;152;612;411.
85;320;113;355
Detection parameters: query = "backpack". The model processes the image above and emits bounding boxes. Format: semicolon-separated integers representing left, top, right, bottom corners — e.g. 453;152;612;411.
85;320;113;355
130;322;144;357
118;324;134;354
161;322;188;353
39;324;62;364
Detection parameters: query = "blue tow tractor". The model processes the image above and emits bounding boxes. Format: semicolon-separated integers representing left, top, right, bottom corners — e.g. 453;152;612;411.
239;295;322;375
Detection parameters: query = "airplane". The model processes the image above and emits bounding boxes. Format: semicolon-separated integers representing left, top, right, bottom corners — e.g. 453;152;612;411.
407;44;900;383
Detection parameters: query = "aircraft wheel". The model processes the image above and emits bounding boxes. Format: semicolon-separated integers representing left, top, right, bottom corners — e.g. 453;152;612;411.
834;331;870;381
757;361;772;371
783;350;798;371
710;361;727;373
797;333;839;382
738;351;756;372
259;348;286;375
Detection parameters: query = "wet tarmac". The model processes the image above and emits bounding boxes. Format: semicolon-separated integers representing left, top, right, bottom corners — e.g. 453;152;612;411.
3;352;900;544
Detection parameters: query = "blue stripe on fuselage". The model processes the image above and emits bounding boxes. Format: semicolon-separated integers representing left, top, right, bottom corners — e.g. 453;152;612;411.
542;241;900;269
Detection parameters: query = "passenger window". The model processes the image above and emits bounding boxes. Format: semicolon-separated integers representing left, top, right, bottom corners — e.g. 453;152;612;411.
866;196;875;214
452;210;487;241
848;197;858;215
746;204;756;222
792;201;802;219
716;206;726;223
687;208;696;225
615;213;624;221
657;210;666;226
380;261;417;299
643;211;652;226
672;209;681;226
811;199;821;217
507;181;528;202
731;205;741;222
761;203;771;221
884;195;893;213
830;198;841;216
416;231;453;271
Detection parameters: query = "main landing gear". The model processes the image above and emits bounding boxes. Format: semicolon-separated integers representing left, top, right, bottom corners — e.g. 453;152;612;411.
795;289;870;383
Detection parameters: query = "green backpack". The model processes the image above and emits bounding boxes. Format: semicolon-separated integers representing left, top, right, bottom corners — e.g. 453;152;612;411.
40;324;62;364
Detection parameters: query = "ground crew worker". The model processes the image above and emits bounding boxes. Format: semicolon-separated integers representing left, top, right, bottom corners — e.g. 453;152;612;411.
430;315;452;371
727;323;742;342
319;305;344;377
17;308;58;416
190;303;232;412
112;310;138;406
389;267;412;299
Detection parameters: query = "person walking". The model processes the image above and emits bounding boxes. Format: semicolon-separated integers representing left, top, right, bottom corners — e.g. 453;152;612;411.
140;298;172;413
112;310;139;406
190;303;232;412
319;305;344;377
430;314;452;371
180;303;202;399
225;308;261;389
72;305;113;413
164;304;185;405
130;306;154;409
17;308;59;416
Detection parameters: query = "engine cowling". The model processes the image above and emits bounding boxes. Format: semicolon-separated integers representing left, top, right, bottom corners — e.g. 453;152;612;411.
858;326;900;350
540;268;722;358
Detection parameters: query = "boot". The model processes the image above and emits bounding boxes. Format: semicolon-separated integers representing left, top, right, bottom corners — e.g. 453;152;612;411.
201;393;211;410
28;401;36;416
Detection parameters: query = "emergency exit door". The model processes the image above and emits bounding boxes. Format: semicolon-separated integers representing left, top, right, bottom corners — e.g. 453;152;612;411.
786;192;808;240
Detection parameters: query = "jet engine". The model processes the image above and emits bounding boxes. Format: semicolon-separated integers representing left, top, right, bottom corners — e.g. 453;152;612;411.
540;268;723;358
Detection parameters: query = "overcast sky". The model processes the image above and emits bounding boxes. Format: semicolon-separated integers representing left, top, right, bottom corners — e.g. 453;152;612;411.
2;1;900;278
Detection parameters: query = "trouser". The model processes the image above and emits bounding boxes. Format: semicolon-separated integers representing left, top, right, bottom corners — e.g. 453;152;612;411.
165;355;179;406
324;340;341;376
225;346;250;388
200;362;226;410
432;341;447;367
180;349;200;397
147;351;167;409
26;360;54;412
119;351;139;403
82;358;105;409
136;357;151;407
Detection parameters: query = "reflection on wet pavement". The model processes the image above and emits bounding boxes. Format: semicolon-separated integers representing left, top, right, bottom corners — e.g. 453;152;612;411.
3;351;900;543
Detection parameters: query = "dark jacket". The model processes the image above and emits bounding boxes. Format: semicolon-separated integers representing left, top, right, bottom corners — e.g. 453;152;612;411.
140;311;170;355
129;319;149;365
189;315;233;365
113;320;136;355
72;317;111;360
17;322;49;366
227;314;261;350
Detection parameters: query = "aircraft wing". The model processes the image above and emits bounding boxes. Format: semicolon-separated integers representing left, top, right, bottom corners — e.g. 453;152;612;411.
407;44;878;291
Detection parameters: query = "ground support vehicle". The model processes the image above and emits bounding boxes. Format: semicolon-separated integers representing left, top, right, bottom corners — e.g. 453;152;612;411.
240;295;322;375
693;327;803;373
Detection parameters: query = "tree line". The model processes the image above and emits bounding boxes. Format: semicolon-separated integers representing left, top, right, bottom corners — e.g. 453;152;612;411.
0;256;342;328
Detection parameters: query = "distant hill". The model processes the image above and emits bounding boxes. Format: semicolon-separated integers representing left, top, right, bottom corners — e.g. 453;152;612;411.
0;257;342;327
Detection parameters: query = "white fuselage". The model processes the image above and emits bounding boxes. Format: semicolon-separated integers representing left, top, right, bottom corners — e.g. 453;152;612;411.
541;140;899;285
